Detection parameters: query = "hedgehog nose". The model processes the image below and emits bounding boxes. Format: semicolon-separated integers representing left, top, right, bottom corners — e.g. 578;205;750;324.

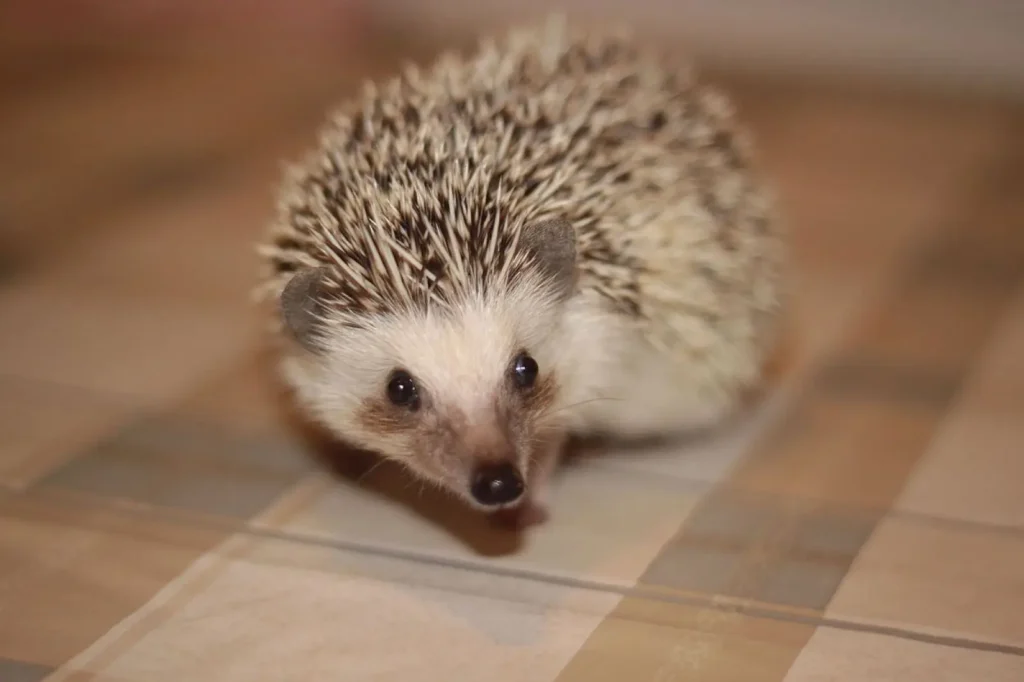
470;462;524;507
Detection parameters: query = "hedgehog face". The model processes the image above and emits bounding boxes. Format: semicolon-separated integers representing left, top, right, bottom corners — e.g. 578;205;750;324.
282;285;571;511
275;216;581;511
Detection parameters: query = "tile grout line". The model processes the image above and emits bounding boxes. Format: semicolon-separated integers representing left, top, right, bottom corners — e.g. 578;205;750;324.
4;485;1021;659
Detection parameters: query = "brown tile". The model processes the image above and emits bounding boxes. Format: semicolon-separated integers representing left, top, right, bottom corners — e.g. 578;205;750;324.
812;356;962;407
0;659;52;682
907;229;1024;294
0;280;256;406
0;493;225;667
642;490;876;610
0;377;132;489
785;627;1024;681
38;412;313;520
844;276;1011;377
555;597;815;682
732;395;940;509
827;517;1024;646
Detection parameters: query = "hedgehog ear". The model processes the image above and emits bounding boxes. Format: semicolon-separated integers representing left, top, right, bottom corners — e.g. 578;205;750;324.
522;217;577;301
280;266;331;352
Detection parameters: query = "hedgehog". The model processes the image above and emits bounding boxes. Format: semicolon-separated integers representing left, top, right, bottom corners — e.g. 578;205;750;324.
255;16;786;528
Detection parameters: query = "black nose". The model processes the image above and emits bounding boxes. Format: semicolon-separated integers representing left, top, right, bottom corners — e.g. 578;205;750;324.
470;462;524;507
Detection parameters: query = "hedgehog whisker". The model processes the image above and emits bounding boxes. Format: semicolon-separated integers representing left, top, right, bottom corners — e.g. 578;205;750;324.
537;396;623;424
353;457;390;486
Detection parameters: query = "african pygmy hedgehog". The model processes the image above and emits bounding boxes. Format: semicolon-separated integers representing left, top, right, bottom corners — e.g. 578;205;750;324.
255;16;786;527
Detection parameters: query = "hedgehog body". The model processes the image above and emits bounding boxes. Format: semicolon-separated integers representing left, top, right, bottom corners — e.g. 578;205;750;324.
256;17;785;524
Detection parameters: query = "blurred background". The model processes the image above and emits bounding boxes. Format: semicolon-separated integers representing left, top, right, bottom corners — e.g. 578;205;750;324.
1;0;1022;275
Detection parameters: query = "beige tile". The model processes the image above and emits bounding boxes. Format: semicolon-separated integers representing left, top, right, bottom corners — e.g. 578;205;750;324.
785;627;1024;682
54;534;618;682
554;595;815;682
900;414;1024;529
0;378;131;488
0;494;224;668
827;517;1024;647
257;455;703;585
0;280;256;406
898;290;1024;528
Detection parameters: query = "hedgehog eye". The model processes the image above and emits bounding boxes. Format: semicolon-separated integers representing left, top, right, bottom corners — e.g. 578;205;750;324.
511;352;539;390
386;369;420;410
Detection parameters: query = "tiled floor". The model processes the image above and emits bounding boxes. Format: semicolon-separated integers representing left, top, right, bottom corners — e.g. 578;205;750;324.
1;22;1023;682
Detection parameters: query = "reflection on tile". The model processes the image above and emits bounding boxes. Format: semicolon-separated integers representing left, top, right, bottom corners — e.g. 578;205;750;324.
554;595;815;682
0;659;53;682
0;281;255;406
785;628;1024;682
828;517;1024;646
56;535;617;682
0;378;130;488
39;413;313;519
0;494;224;667
257;455;703;584
642;491;876;610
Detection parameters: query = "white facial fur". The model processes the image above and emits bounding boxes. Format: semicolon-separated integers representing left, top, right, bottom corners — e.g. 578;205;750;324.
280;277;585;507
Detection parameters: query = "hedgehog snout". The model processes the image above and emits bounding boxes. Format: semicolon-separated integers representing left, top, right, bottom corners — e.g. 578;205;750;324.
469;460;525;507
456;424;523;506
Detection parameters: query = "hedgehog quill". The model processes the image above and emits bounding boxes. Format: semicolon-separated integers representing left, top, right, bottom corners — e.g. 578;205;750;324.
255;17;786;528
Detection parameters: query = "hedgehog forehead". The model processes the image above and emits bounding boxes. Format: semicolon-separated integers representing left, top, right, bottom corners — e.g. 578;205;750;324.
322;285;560;411
391;301;518;395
